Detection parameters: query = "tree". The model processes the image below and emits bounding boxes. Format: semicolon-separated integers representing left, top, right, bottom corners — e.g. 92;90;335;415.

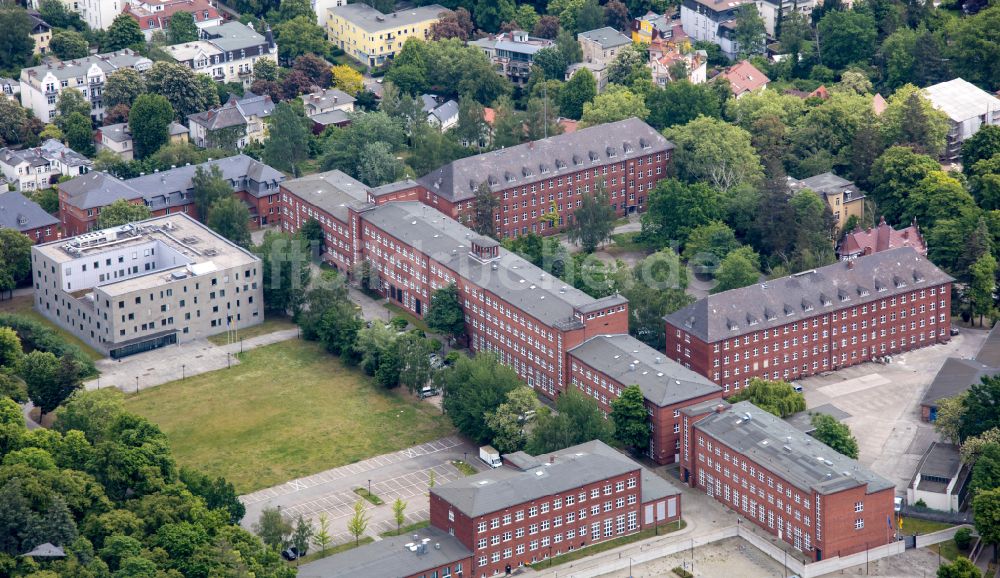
970;253;997;327
666;116;763;192
971;443;1000;497
97;199;151;228
934;394;967;445
728;378;806;417
567;181;615;252
734;4;766;58
290;515;313;559
425;284;465;339
937;556;982;578
0;228;32;298
0;98;30;147
533;15;560;39
0;327;23;372
683;221;739;265
253;507;291;550
104;68;147;110
396;334;434;393
948;7;1000;93
313;513;332;554
527;389;613;454
346;501;369;546
331;65;363;96
455;95;487;150
974;489;1000;565
533;47;569;81
712;246;761;293
959;376;1000;442
190;164;230;221
146;61;217;120
168;11;199;43
484;387;541;453
105;13;144;51
50;29;90;60
57;89;91;126
262;101;310;174
291;53;331;88
273;16;326;61
881;85;950;157
963;126;1000;174
354;141;402;186
0;8;33;72
472;182;499;238
621;249;692;349
607;44;650;88
869;146;941;224
905;171;976;232
816;10;876;71
39;0;85;29
22;350;66;417
611;384;649;452
579;86;649;127
274;0;314;23
178;467;245;524
253;57;279;83
128;94;173;160
431;8;474;40
646;81;723;130
62;112;95;157
560;69;597;120
207;196;252;248
810;413;859;458
439;353;521;444
392;498;406;535
604;0;630;32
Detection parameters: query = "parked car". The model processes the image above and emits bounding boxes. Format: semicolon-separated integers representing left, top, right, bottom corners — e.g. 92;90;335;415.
418;386;440;399
428;353;444;369
281;547;300;561
792;383;803;393
951;327;961;336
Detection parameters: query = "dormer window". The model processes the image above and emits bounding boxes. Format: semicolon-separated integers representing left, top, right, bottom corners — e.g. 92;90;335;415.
765;308;777;321
623;143;633;153
801;299;813;312
913;271;924;282
858;286;869;297
640;138;650;149
607;146;616;158
727;319;738;331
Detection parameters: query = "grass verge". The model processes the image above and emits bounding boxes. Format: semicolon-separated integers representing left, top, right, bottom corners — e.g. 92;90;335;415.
124;340;454;493
452;460;477;476
293;536;374;565
384;302;430;332
380;520;430;538
529;520;687;569
929;539;961;561
0;294;103;361
206;315;297;345
900;517;954;535
354;487;384;505
606;231;648;254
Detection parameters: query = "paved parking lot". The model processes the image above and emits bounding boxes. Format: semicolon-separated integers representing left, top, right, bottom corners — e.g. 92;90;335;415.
799;329;989;493
240;436;480;545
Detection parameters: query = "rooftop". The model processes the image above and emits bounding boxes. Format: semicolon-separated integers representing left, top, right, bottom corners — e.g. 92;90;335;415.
569;334;721;407
0;139;92;170
328;3;451;32
201;21;269;52
0;190;59;232
302;88;356;112
297;526;471;578
188;99;248;130
99;122;188;143
666;247;954;343
916;442;962;481
432;441;642;518
19;49;151;83
416;118;671;202
695;401;895;495
840;217;926;258
470;31;555;55
281;170;371;222
923;78;1000;123
719;60;770;95
578;26;632;49
922;323;1000;408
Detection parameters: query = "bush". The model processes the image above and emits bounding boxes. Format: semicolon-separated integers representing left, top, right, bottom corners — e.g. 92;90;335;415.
955;527;973;550
390;317;409;331
915;498;927;507
672;567;694;578
428;338;442;352
0;314;97;378
444;351;462;365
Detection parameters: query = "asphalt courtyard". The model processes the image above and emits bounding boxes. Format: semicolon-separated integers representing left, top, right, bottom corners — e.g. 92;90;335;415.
240;436;481;544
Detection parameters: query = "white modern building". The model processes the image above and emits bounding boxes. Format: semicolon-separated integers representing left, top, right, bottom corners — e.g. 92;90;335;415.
923;78;1000;162
470;30;556;86
31;213;264;358
164;22;277;88
19;50;152;123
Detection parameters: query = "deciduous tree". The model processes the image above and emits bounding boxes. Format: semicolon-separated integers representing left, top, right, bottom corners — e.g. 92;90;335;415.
253;507;291;550
104;68;147;109
666;116;763;192
128;94;174;159
712;246;761;293
346;501;369;546
62;113;95;157
439;353;521;444
811;413;859;458
313;513;332;553
50;29;90;59
816;10;876;71
207;196;252;248
331;64;363;96
0;8;34;72
566;180;615;252
485;387;540;453
97;199;151;228
425;283;466;339
559;68;596;120
273;16;326;61
263;101;310;173
974;488;1000;565
734;4;766;57
168;10;199;43
579;85;648;127
527;389;613;453
192;164;231;221
391;499;406;535
146;61;216;119
22;350;66;417
105;13;144;51
611;384;649;452
728;378;806;417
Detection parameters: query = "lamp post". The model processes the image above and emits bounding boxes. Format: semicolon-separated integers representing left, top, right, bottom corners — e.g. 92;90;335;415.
182;364;185;380
368;479;371;498
227;352;231;369
135;376;139;394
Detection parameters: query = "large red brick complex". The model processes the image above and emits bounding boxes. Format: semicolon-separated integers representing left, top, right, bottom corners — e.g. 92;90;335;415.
680;400;896;561
665;248;953;394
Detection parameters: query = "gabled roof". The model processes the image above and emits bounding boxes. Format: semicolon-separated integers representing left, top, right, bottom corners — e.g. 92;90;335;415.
719;60;770;96
429;99;458;123
0;191;59;232
188;99;248;130
840;217;926;258
280;169;371;222
297;526;471;578
19;50;151;83
666;247;953;343
923;323;1000;409
923;78;1000;123
235;92;274;119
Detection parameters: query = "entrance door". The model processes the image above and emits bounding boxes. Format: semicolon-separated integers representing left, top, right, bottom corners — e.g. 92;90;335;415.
415;299;422;315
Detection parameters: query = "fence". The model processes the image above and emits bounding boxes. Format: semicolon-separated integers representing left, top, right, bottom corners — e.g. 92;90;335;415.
915;525;971;549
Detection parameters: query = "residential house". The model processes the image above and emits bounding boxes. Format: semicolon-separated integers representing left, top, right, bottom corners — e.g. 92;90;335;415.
0;139;92;191
632;10;674;43
0;78;19;102
579;26;632;65
310;0;344;26
717;60;769;98
566;61;610;93
470;30;556;86
421;95;458;131
325;3;450;67
28;0;121;30
923;78;1000;162
0;190;60;243
187;93;274;150
839;217;926;261
95;121;189;161
164;21;277;88
649;39;707;85
124;0;222;40
19;49;153;123
754;0;815;38
788;172;864;235
680;0;754;59
29;12;52;55
302;87;355;117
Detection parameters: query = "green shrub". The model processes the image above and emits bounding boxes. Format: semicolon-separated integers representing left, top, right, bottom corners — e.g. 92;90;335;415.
672;567;694;578
444;351;462;365
0;314;97;378
955;527;973;550
390;317;408;331
916;498;927;508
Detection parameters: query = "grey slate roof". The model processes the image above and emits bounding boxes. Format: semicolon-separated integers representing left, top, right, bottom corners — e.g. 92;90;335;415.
417;118;672;202
976;322;1000;366
916;442;961;481
695;401;895;495
569;334;721;407
19;49;150;83
360;202;620;328
328;3;450;32
0;140;92;171
922;323;1000;408
790;171;865;201
235;92;274;118
303;88;355;111
420;94;439;113
201;21;267;52
101;122;187;143
371;178;419;197
58;171;142;209
309;109;351;126
578;27;632;49
188;100;248;131
923;78;1000;123
432;448;640;518
0;191;58;232
429;99;458;123
297;526;471;578
281;170;371;222
666;247;954;343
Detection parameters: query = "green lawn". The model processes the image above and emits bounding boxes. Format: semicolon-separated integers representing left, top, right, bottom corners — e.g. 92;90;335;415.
606;231;649;255
0;294;104;361
530;521;687;569
124;340;454;493
900;517;954;535
384;302;430;332
930;539;962;561
206;316;298;345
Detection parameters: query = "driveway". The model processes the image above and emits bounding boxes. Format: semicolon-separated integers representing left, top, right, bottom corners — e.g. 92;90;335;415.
242;436;482;545
798;328;989;493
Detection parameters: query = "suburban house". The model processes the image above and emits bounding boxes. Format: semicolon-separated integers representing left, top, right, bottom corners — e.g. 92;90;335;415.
566;61;611;93
0;78;19;101
164;22;277;88
471;30;555;86
839;217;927;261
187;93;274;150
578;26;632;66
788;172;864;235
649;38;707;85
717;60;770;98
632;10;674;43
0;190;60;243
923;78;1000;162
906;443;970;513
302;87;355;117
124;0;222;40
96;121;189;161
19;49;153;123
29;11;52;55
754;0;815;37
325;3;450;67
0;139;92;191
680;0;754;59
420;95;458;131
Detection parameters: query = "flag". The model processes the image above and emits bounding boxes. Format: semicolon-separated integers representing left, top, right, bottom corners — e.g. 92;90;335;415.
887;515;891;529
898;517;903;530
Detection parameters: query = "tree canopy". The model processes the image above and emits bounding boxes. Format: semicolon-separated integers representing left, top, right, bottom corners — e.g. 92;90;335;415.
728;378;806;417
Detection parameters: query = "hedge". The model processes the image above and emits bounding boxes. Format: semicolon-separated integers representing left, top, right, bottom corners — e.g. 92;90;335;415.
0;314;97;378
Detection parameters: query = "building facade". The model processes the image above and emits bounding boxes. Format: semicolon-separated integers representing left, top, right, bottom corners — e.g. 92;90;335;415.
164;22;277;88
0;139;92;192
788;172;865;236
95;122;189;161
665;248;953;394
31;213;263;358
325;4;450;67
414;118;672;238
19;50;153;123
124;0;222;40
680;400;896;561
923;78;1000;162
471;30;556;86
578;27;632;66
0;190;60;243
839;217;926;261
29;12;52;55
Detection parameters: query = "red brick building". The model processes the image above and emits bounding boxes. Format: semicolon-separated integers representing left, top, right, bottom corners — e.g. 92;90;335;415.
665;248;953;395
414;117;672;238
1;190;60;243
839;217;927;261
679;400;896;561
568;334;723;464
430;440;681;577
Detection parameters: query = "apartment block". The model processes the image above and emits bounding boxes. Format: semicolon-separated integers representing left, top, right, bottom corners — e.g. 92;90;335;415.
665;248;953;395
124;0;222;40
680;400;895;561
326;3;450;67
415;118;672;238
164;22;277;88
31;213;263;358
923;78;1000;162
470;30;556;86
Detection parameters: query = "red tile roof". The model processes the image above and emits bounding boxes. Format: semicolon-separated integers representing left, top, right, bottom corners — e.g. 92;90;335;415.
719;60;770;96
839;217;927;259
124;0;220;32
